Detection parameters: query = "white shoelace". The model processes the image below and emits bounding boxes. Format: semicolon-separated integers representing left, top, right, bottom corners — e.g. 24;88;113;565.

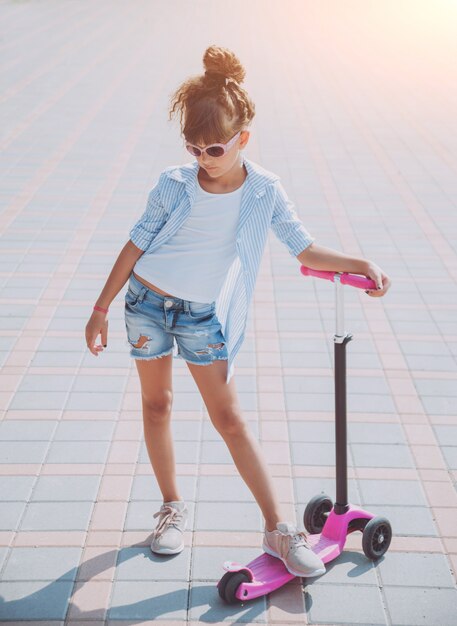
152;505;184;539
290;530;311;549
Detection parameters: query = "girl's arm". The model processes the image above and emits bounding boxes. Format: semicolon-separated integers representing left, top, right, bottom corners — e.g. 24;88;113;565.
296;243;391;297
95;239;144;309
85;240;143;356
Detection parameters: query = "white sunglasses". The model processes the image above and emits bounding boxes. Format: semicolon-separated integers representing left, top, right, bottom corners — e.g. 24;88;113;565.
185;130;241;158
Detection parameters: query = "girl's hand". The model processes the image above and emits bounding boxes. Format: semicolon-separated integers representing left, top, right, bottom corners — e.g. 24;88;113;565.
85;311;109;356
364;262;391;297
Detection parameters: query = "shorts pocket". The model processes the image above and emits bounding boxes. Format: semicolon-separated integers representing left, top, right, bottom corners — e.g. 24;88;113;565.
187;302;216;321
125;287;140;308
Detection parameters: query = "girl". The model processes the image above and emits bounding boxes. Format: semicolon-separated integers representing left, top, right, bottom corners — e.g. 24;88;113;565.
85;45;391;579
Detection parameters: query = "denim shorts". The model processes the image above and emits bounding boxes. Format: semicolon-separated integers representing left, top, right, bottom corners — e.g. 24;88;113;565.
124;272;228;366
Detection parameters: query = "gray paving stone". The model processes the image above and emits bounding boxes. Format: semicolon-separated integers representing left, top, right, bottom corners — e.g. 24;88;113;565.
195;501;261;531
130;474;197;502
0;441;49;464
30;351;82;367
71;374;127;392
53;420;115;441
198;475;255;502
399;340;452;357
19;502;94;531
441;446;457;469
115;546;191;582
0;502;26;531
0;476;35;501
286;393;334;412
139;440;199;464
288;420;335;442
109;580;188;620
189;580;267;622
291;441;343;466
0;580;74;620
294;478;360;506
414;378;457;396
383;586;457;626
433;425;457;446
305;581;386;624
46;441;110;464
200;440;233;464
0;546;8;572
18;375;74;392
2;547;82;581
365;505;437;536
170;419;202;440
378;552;454;588
351;443;414;468
65;391;123;411
349;423;406;444
405;354;457;372
31;475;101;502
0;420;57;441
358;479;426;506
9;391;68;410
421;396;456;415
281;351;332;368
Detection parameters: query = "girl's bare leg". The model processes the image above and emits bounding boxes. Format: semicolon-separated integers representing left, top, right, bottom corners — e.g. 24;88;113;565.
186;359;283;531
135;354;182;503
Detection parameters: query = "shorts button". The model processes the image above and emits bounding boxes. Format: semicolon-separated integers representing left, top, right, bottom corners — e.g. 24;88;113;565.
165;300;173;308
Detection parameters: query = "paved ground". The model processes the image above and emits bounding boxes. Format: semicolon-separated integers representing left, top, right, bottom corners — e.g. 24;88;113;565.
1;0;457;624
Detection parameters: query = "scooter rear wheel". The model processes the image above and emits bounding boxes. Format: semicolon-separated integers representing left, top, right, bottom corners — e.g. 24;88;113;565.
362;516;392;559
303;494;333;533
217;571;233;601
223;571;250;604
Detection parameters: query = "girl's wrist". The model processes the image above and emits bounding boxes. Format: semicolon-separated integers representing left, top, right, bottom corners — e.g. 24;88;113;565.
93;305;109;314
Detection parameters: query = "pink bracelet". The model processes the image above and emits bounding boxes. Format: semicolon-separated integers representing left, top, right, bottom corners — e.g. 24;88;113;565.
93;305;109;314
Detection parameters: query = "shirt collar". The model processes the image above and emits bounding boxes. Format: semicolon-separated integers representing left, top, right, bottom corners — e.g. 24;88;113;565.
164;156;279;202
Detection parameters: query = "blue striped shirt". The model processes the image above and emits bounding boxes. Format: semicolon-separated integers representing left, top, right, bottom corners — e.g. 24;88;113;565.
129;155;315;383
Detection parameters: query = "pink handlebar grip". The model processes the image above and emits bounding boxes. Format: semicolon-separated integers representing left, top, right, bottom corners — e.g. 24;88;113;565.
300;265;377;290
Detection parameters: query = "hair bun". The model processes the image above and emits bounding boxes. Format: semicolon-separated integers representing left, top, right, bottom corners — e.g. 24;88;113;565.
203;45;246;86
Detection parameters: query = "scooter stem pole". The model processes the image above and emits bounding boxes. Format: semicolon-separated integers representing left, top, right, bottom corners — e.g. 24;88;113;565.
334;275;352;514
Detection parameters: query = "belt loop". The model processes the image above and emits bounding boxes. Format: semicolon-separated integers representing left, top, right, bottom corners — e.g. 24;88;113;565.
137;287;147;303
184;300;190;313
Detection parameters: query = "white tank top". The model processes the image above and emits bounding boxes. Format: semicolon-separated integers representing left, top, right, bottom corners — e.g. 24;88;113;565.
133;177;245;302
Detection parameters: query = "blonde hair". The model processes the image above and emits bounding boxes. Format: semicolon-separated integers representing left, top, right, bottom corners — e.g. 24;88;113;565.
168;45;255;146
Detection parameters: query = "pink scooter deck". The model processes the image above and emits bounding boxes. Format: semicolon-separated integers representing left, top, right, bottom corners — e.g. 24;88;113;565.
219;505;374;602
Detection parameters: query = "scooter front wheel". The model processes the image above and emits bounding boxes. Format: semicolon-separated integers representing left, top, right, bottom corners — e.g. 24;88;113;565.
303;494;333;533
362;516;392;559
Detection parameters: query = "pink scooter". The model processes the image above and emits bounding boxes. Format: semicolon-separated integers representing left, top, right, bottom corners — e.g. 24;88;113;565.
217;266;392;604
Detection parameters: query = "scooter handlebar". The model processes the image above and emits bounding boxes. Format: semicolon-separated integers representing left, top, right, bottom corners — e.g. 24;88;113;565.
300;265;377;290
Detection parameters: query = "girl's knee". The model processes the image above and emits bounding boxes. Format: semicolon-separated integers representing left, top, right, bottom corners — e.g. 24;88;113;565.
142;390;173;423
211;409;247;438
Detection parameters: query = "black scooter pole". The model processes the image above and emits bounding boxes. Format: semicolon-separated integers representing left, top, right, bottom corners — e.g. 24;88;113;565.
333;275;352;515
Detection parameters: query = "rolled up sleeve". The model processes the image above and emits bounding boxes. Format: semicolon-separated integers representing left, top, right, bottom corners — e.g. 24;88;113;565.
129;174;167;251
270;180;315;256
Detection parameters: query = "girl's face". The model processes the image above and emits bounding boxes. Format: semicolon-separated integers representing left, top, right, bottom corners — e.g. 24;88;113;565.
190;130;250;178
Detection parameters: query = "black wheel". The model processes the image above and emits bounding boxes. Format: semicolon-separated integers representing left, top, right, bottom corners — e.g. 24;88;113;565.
217;571;234;601
362;516;392;560
303;494;333;534
223;571;250;604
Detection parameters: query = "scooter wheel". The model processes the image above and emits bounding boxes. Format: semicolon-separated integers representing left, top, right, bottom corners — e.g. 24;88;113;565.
362;516;392;560
223;571;250;604
303;494;333;533
217;571;234;601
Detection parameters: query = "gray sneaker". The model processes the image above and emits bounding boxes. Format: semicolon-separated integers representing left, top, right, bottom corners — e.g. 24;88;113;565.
262;522;326;578
150;500;188;555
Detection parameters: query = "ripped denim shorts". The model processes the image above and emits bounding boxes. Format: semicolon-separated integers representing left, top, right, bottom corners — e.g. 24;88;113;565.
124;272;228;366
